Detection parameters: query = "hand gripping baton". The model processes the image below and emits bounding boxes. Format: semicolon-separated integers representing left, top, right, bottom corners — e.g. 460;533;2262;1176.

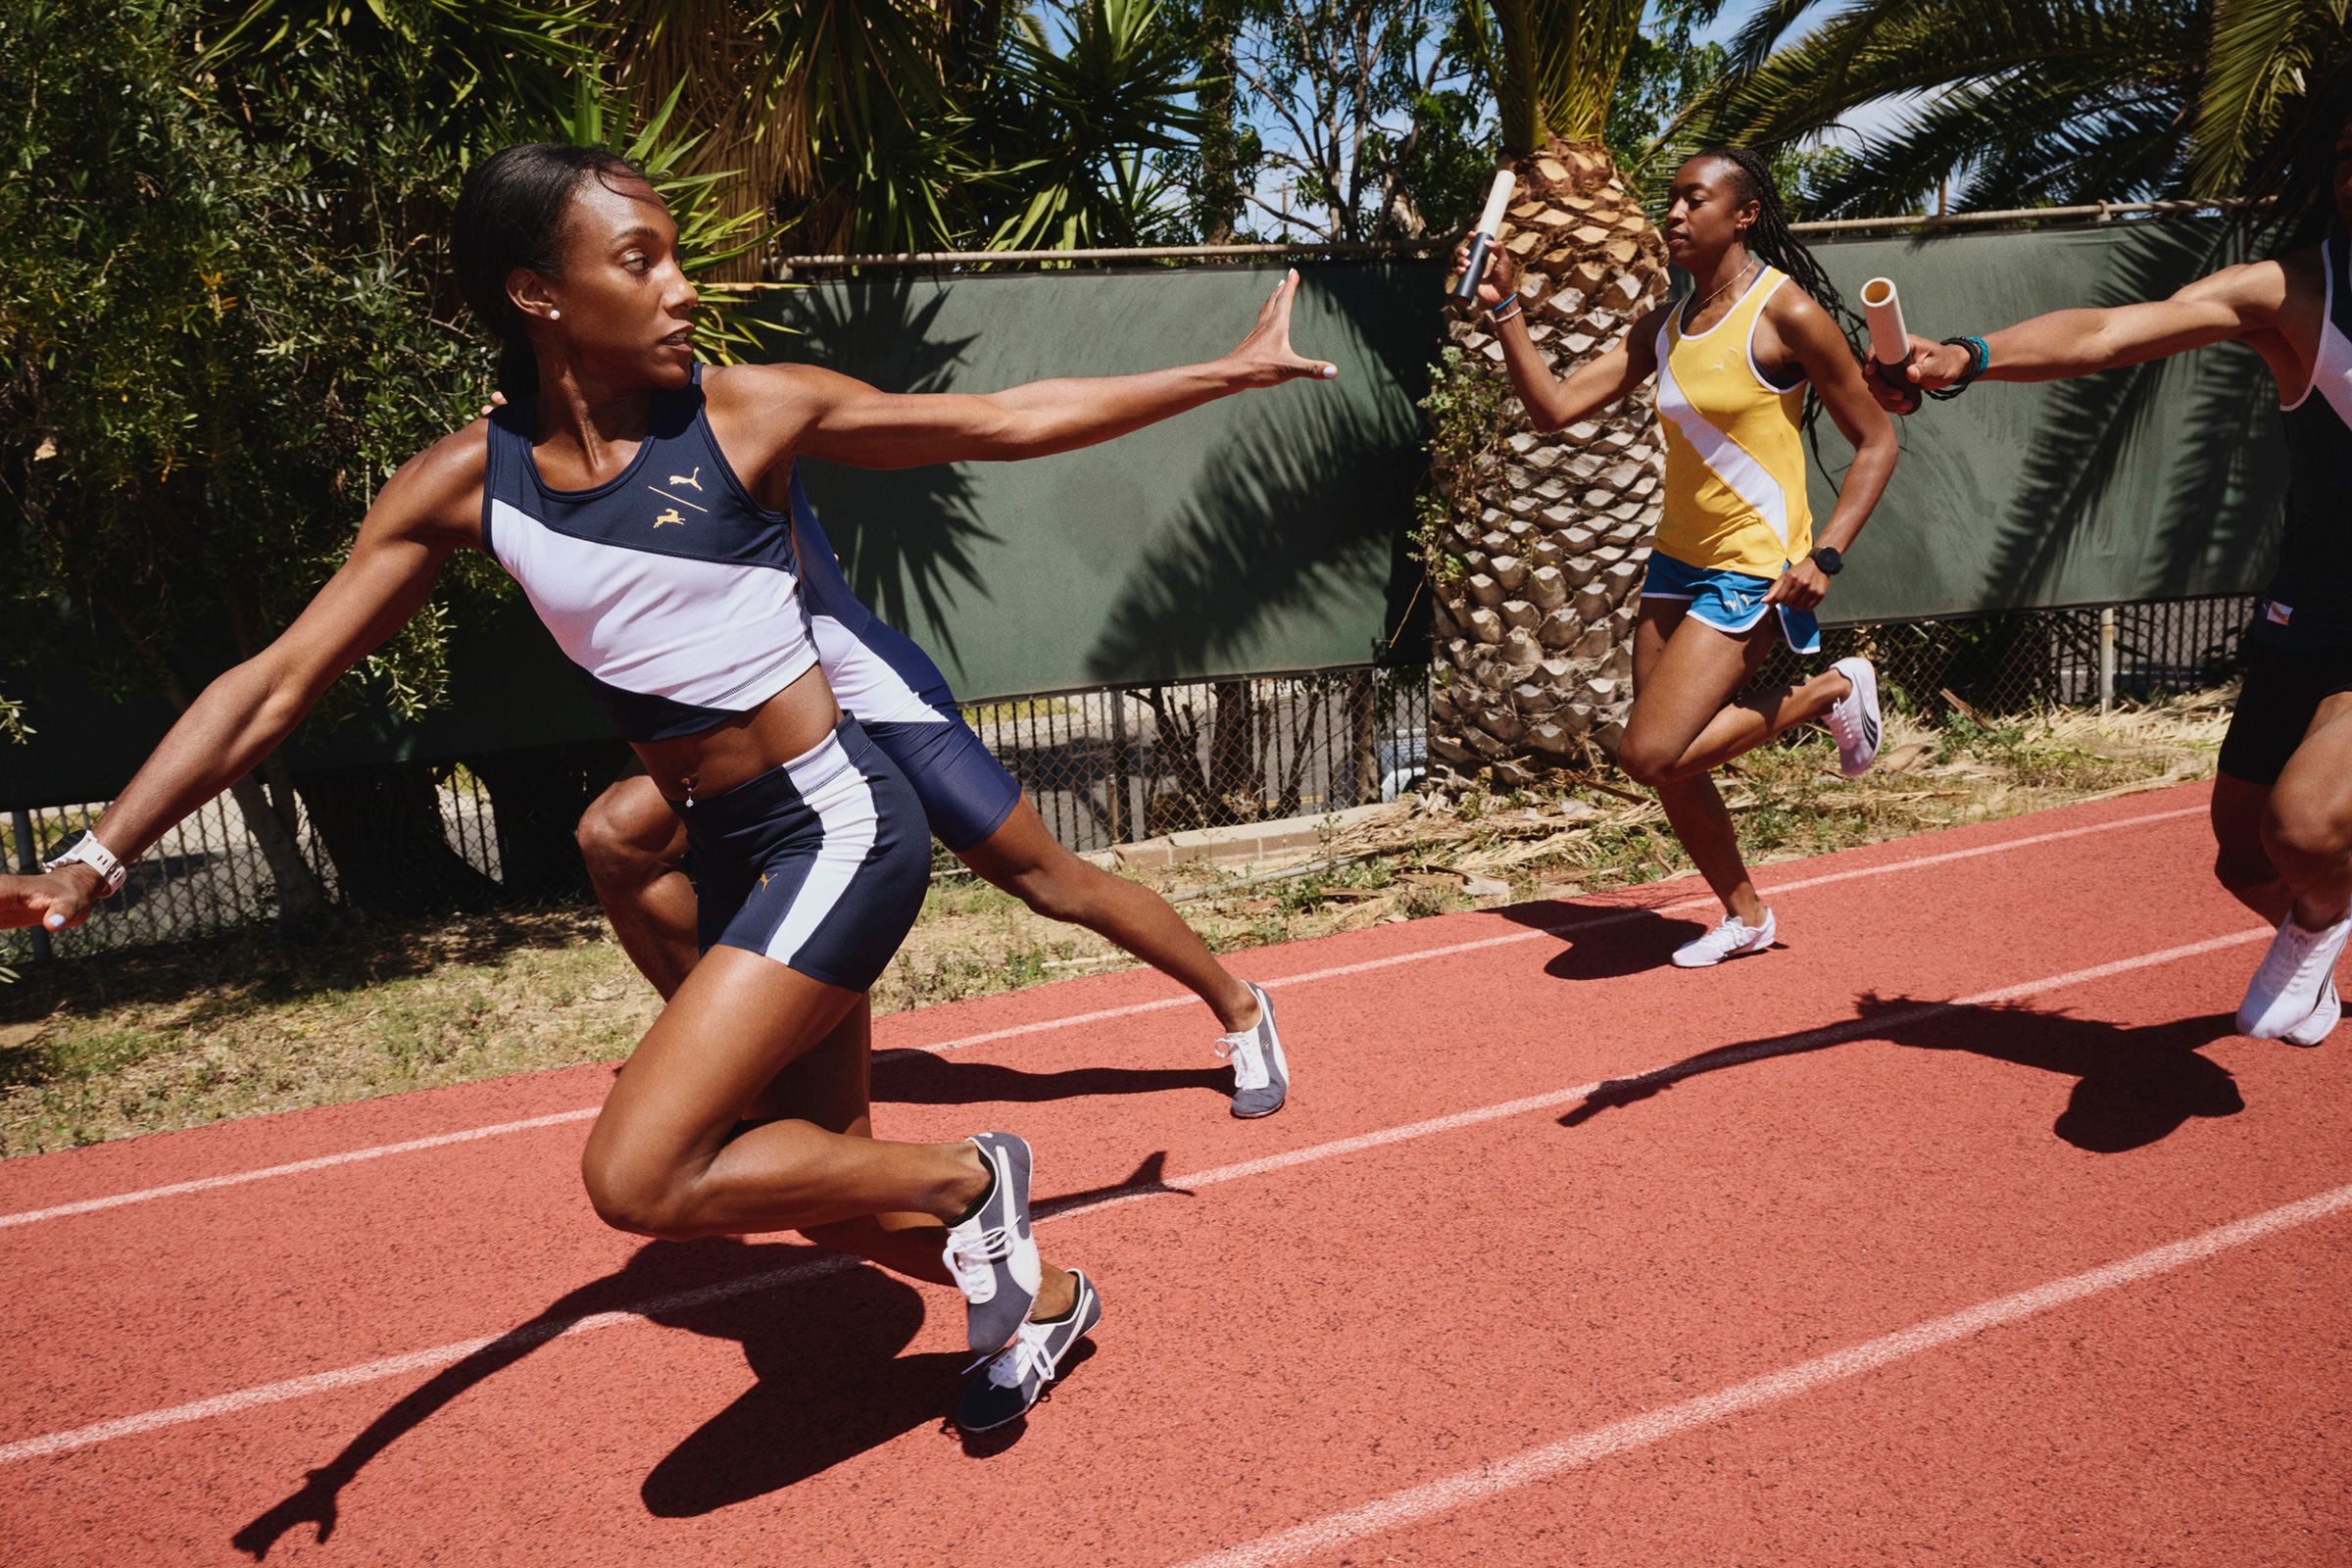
1449;171;1519;303
1860;275;1920;414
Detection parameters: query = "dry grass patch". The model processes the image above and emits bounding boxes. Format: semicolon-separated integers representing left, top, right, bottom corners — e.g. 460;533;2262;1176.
0;690;2230;1157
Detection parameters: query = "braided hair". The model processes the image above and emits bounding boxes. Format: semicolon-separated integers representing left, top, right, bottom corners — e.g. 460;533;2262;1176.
1689;146;1864;464
2233;54;2352;255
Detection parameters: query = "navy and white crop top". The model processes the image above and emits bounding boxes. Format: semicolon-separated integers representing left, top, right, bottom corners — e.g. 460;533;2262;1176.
480;365;818;740
785;472;959;722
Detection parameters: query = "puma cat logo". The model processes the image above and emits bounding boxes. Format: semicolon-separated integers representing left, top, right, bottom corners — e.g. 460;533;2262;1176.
668;467;703;491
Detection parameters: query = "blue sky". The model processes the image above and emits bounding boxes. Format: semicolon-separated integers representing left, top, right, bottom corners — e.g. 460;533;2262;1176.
1232;0;1923;239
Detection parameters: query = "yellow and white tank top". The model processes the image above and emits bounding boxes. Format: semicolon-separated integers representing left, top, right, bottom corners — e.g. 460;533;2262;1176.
1653;266;1813;577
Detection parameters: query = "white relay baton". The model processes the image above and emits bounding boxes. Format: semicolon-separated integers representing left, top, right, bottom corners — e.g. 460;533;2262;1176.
1860;275;1920;412
1449;171;1519;303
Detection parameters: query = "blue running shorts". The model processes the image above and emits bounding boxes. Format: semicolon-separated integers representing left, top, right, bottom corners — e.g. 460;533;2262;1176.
1641;551;1823;654
863;713;1026;853
675;716;931;992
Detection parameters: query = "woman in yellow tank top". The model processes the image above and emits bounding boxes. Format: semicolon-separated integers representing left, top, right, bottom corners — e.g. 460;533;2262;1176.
1459;146;1899;968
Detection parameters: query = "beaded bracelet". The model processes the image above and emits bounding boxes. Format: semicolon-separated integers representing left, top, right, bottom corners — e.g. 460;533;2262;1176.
1925;335;1991;401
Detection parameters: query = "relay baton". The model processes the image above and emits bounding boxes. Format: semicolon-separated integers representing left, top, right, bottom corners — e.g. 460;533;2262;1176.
1449;171;1519;302
1859;276;1921;413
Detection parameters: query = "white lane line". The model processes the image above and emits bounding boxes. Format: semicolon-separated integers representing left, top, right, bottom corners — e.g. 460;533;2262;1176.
916;803;2209;1052
0;1108;604;1232
0;1253;858;1465
0;923;2260;1466
1170;1175;2352;1568
0;801;2206;1231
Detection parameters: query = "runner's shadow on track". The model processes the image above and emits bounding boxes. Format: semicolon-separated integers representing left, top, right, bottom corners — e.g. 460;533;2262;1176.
871;1048;1231;1105
1499;900;1719;981
1558;995;2244;1152
230;1223;1112;1555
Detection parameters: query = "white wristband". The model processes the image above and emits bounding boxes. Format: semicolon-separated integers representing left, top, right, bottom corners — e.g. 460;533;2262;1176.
45;832;127;897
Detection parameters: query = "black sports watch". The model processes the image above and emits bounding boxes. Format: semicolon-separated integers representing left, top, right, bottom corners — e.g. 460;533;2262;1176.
1809;546;1844;576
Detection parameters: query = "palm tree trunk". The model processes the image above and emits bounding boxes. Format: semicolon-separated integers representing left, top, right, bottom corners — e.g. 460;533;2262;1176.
1426;139;1669;787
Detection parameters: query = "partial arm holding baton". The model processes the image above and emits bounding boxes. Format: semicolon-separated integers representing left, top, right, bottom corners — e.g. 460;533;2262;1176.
1450;171;1518;303
1860;276;1920;415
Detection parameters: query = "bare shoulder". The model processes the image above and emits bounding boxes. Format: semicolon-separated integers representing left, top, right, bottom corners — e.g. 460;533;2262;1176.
701;360;859;416
368;420;490;545
1762;278;1838;335
1626;299;1674;358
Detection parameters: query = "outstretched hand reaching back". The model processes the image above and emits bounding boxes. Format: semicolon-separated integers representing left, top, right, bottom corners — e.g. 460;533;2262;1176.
1226;270;1340;387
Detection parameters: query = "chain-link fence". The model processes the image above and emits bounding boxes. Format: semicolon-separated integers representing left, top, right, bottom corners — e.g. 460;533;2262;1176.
1761;594;2259;718
1;594;2260;966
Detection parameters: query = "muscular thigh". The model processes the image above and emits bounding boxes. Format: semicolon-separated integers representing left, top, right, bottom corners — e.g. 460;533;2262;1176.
586;947;863;1179
2272;690;2352;833
589;770;690;864
1625;598;1775;756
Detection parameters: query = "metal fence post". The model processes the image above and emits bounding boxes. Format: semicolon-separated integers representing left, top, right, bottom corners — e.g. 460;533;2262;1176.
2098;607;2118;712
12;808;51;963
1108;691;1132;845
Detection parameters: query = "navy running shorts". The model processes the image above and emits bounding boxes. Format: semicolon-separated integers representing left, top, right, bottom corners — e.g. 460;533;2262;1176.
675;716;931;992
863;712;1026;853
2218;638;2352;787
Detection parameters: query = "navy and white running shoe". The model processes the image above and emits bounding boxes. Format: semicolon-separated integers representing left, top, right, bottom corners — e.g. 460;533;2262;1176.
1215;981;1290;1119
942;1133;1042;1352
956;1269;1102;1433
1826;656;1882;777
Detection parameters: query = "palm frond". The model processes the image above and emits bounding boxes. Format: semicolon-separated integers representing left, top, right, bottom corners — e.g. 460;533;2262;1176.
2189;0;2352;195
1487;0;1652;152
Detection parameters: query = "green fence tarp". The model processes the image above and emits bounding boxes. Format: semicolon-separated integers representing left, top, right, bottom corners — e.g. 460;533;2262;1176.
776;264;1437;698
1798;219;2281;624
0;222;2291;808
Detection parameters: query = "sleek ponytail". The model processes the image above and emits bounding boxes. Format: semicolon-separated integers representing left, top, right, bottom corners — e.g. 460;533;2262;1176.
452;144;648;397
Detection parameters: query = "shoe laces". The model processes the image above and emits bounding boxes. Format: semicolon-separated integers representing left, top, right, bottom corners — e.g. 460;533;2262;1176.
1702;914;1752;950
1215;1028;1270;1091
2254;919;2325;990
967;1317;1056;1388
943;1224;1012;1299
1825;693;1860;748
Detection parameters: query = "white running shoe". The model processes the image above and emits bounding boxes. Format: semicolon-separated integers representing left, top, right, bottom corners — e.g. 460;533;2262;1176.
1825;656;1882;777
2283;978;2340;1048
2236;910;2352;1040
1673;907;1777;968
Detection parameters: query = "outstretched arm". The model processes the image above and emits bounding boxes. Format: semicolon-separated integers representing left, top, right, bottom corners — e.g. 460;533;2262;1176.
1451;239;1659;434
0;439;474;933
759;270;1338;470
1880;257;2304;399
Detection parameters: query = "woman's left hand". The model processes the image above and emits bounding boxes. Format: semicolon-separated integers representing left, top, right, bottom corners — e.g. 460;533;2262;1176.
1223;270;1339;386
1763;558;1830;612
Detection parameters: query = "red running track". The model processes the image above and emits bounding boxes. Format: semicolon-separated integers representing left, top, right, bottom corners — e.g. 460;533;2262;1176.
2;783;2346;1566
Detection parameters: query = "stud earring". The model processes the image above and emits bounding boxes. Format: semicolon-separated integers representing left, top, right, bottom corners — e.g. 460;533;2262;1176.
549;309;561;320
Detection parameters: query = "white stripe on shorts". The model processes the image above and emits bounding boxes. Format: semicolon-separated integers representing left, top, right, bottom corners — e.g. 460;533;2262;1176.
762;738;881;970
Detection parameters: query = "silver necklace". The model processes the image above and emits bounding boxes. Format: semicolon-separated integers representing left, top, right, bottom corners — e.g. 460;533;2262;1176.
1682;257;1758;330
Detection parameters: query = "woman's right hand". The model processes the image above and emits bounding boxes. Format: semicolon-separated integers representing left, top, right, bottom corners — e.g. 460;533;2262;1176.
0;867;97;932
1450;240;1517;309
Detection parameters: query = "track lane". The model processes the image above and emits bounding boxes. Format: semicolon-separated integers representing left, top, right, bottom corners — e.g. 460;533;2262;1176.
0;795;2232;1434
11;941;2338;1566
10;783;2347;1566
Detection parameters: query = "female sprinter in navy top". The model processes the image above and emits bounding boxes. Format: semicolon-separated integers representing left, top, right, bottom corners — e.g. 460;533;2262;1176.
0;144;1337;1430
